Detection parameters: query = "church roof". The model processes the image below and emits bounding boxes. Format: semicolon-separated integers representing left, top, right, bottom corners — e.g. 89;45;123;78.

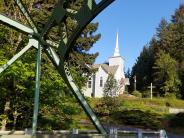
93;64;101;68
108;65;119;75
93;64;119;75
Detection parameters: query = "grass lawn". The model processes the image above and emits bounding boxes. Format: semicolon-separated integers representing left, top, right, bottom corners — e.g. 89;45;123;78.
75;95;184;135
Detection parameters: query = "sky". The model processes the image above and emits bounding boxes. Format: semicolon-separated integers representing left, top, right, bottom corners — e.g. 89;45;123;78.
91;0;184;71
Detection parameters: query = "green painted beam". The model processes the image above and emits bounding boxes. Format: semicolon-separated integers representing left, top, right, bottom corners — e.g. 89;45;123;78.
0;0;115;135
14;0;38;33
0;14;33;35
42;0;115;134
0;39;37;74
13;1;42;135
39;0;67;37
44;48;107;134
32;42;42;136
60;0;115;59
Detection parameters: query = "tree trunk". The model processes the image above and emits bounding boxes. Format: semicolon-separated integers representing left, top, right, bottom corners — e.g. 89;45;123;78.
13;110;21;130
1;100;10;131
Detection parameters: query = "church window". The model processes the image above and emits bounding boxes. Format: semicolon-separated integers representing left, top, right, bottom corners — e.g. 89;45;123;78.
88;77;92;88
100;77;103;87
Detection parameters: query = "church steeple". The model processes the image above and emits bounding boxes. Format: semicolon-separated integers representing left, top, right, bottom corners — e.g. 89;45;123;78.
109;31;125;80
113;32;120;57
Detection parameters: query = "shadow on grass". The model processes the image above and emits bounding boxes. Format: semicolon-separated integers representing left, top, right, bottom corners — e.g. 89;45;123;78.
111;109;162;130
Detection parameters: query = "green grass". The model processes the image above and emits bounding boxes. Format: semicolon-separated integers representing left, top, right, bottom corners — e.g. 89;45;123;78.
75;96;184;134
87;95;184;117
87;96;184;133
141;98;184;108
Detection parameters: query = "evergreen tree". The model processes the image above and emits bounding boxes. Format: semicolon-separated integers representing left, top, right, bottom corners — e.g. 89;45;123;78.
156;18;168;40
102;74;119;115
131;4;184;98
103;74;118;97
155;4;184;97
153;51;181;96
131;43;154;91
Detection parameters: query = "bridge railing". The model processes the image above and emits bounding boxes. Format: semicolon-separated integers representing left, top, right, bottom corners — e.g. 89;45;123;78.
0;129;168;138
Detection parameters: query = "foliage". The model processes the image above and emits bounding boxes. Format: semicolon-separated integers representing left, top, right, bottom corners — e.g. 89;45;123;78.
130;4;184;98
95;74;120;121
93;97;121;124
94;97;121;117
153;51;181;95
0;0;100;130
103;74;118;97
137;97;184;109
112;110;162;130
165;93;177;99
142;90;151;98
169;113;184;128
131;44;154;91
86;96;184;132
132;90;142;98
38;93;81;130
97;96;184;113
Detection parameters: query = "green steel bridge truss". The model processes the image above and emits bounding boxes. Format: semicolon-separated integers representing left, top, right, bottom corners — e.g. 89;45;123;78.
0;0;114;135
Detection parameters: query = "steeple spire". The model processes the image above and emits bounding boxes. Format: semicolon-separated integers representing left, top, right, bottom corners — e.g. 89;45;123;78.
114;32;120;57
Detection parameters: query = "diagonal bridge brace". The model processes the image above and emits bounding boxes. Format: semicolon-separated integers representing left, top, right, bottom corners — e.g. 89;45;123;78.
0;0;115;135
0;39;36;74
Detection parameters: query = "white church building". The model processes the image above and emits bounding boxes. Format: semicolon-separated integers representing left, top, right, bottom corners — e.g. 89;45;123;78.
83;33;129;97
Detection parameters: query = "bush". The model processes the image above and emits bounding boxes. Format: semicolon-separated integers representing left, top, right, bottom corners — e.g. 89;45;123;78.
94;102;110;116
165;93;176;99
123;91;129;94
112;110;162;130
132;91;142;98
94;97;121;117
169;113;184;128
142;90;151;98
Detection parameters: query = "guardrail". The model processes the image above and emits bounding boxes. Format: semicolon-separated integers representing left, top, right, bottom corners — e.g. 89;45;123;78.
0;129;168;138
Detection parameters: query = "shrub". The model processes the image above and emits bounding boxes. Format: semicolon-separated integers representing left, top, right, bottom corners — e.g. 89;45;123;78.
112;110;162;130
132;91;142;98
164;98;184;108
123;91;129;94
169;113;184;128
94;97;121;116
142;90;151;98
94;101;110;116
165;93;176;99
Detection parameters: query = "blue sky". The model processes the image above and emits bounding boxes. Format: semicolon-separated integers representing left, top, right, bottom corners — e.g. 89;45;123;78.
91;0;184;71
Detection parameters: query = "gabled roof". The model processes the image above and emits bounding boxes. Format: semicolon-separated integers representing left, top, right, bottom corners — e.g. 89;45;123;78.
93;64;101;69
108;65;119;75
93;64;119;75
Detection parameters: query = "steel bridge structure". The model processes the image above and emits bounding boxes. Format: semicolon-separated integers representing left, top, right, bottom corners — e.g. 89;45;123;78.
0;0;115;135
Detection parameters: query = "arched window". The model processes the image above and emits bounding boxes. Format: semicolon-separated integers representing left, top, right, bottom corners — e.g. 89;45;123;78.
100;77;103;87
